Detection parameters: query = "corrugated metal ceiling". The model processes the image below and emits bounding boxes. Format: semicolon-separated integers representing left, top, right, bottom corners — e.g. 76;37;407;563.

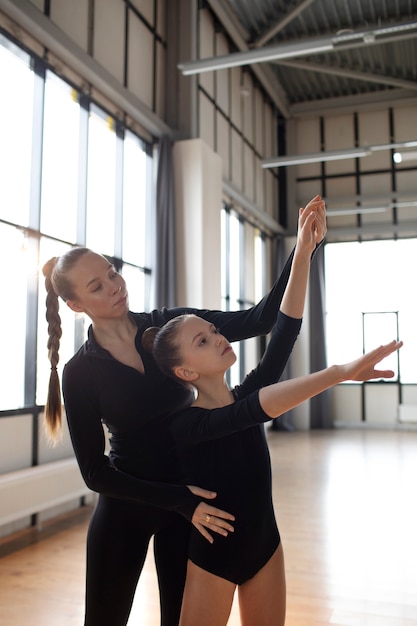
225;0;417;113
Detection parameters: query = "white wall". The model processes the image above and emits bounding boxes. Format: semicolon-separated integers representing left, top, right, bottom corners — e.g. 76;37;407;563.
290;105;417;240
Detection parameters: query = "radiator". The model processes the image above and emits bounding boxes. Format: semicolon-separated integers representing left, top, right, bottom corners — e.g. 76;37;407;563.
0;458;92;526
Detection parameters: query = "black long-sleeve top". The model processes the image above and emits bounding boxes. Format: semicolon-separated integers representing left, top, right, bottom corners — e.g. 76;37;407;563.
62;248;298;521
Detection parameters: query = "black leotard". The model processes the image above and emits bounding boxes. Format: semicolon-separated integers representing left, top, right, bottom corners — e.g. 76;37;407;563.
62;247;298;626
169;312;302;584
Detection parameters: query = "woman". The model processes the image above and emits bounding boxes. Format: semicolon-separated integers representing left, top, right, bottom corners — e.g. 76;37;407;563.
145;280;402;623
42;196;326;626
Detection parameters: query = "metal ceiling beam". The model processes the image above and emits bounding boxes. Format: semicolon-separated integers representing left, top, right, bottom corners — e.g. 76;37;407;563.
290;88;417;116
274;58;417;92
252;0;316;48
178;20;417;75
205;0;290;117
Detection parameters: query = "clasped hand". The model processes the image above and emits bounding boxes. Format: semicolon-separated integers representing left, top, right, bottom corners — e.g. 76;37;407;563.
298;195;327;253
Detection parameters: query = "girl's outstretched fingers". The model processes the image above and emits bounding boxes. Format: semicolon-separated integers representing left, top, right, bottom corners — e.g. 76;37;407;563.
340;340;403;383
373;339;403;378
354;340;403;382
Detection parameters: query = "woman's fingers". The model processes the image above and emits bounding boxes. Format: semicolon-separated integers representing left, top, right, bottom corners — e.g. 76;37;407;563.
202;512;234;534
199;504;235;529
192;502;235;542
193;522;214;543
187;484;217;499
192;517;233;543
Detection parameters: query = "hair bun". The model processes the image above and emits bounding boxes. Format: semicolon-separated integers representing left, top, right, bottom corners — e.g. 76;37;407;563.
142;326;160;352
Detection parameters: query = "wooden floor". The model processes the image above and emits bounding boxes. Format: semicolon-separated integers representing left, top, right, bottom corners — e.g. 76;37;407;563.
1;429;417;626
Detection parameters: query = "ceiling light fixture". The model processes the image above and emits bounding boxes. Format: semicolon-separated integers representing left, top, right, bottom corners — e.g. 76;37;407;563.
262;147;371;168
393;150;417;163
327;206;388;216
392;200;417;208
178;21;417;76
369;140;417;152
240;71;251;97
326;200;417;216
262;140;417;168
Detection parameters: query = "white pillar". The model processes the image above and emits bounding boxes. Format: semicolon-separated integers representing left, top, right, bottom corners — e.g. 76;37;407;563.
173;138;223;309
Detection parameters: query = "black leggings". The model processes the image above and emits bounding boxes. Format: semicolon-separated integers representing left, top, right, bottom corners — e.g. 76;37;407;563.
84;495;190;626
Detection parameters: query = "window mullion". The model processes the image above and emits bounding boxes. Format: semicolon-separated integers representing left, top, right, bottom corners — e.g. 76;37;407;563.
76;94;89;246
114;121;125;259
24;58;45;408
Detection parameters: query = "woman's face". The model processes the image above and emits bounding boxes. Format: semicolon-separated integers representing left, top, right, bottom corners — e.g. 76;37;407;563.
175;316;236;380
65;252;129;321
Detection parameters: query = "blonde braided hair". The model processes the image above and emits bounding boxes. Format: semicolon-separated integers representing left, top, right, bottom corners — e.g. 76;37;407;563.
42;247;90;442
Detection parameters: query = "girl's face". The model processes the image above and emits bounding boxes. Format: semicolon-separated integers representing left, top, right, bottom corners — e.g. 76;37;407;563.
174;316;236;380
65;252;129;321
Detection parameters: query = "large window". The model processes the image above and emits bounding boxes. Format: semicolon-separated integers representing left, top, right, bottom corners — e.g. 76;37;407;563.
0;36;33;227
40;71;81;243
0;33;154;412
221;205;266;386
324;239;416;384
0;224;30;409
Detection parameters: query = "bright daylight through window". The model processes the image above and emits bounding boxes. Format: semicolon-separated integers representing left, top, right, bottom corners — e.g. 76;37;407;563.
324;239;416;384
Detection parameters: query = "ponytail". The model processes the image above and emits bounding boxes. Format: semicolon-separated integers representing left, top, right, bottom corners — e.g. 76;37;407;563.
42;258;63;443
42;247;91;443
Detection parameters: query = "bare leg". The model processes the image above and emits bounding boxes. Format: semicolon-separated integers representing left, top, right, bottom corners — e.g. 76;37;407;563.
238;543;286;626
179;560;236;626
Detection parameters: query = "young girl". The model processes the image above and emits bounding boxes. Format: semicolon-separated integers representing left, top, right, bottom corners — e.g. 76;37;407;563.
139;196;323;624
144;265;402;623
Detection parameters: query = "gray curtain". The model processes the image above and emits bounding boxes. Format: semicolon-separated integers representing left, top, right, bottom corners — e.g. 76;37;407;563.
155;136;177;308
270;239;332;430
309;243;333;428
